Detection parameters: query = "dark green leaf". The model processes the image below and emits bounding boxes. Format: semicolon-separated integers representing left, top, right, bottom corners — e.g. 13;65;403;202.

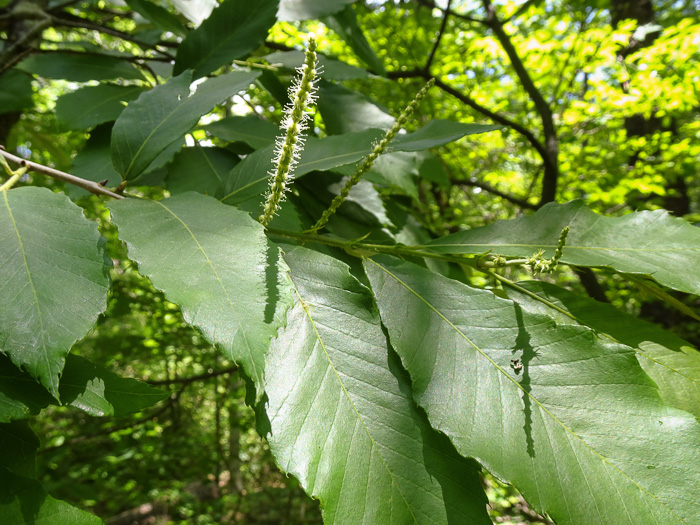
165;146;238;195
55;85;146;131
318;81;394;134
60;355;168;417
17;52;144;81
203;115;278;149
0;69;34;114
428;200;700;295
390;120;502;151
68;125;120;199
324;5;386;75
266;246;490;524
107;193;293;400
0;187;110;398
506;280;700;418
265;50;367;80
0;354;54;423
366;256;700;524
0;467;103;524
125;0;187;36
0;421;39;477
174;0;279;79
111;69;259;180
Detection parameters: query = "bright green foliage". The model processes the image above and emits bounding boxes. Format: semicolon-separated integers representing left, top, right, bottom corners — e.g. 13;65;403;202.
430;200;700;295
107;193;294;400
0;188;110;398
112;70;260;179
266;246;490;524
366;256;700;524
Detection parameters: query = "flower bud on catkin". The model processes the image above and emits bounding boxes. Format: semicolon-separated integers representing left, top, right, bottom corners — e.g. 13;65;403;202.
259;37;319;227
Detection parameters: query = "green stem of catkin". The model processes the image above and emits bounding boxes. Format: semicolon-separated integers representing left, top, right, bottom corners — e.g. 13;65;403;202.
258;37;318;228
0;161;27;192
308;78;435;233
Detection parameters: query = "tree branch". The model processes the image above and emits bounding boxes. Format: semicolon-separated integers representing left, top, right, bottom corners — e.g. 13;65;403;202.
482;0;559;205
0;148;125;199
414;0;486;25
425;0;452;70
147;366;238;386
457;178;539;210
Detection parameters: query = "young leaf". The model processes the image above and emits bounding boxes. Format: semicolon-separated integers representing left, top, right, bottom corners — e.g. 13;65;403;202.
55;85;146;131
506;280;700;418
173;0;279;79
428;200;700;295
0;187;110;399
266;246;490;524
111;69;260;180
366;256;700;525
107;193;293;401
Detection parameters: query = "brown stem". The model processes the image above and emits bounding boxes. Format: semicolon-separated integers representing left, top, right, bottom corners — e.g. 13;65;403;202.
0;147;125;199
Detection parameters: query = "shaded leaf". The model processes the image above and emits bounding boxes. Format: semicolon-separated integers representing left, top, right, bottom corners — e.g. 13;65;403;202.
60;355;168;417
174;0;279;79
107;193;293;400
324;5;386;75
0;420;39;477
68;124;120;199
17;52;144;81
0;187;110;398
429;200;700;295
318;81;394;135
277;0;356;21
111;69;259;180
506;280;700;418
266;246;490;524
203;115;278;149
0;354;54;422
0;69;33;114
165;146;239;195
0;467;103;524
125;0;187;36
55;85;146;131
366;256;700;525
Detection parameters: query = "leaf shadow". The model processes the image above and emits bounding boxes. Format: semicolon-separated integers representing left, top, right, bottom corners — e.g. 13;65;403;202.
512;303;536;458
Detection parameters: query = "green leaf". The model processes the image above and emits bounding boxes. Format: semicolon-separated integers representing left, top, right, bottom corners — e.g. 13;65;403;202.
428;200;700;295
318;81;394;135
17;52;144;81
277;0;356;21
173;0;279;79
324;5;386;76
111;69;260;180
168;0;216;25
0;420;39;477
165;146;239;195
0;69;34;114
0;354;54;423
125;0;187;36
203;115;278;149
0;187;110;398
390;120;502;151
60;355;168;417
266;246;490;524
0;467;103;524
55;85;146;131
506;280;700;418
218;121;483;206
107;193;293;401
265;50;368;80
366;256;700;525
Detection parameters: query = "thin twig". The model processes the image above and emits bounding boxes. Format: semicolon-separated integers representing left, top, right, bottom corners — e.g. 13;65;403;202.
0;148;125;199
147;365;238;386
414;0;486;25
425;0;452;70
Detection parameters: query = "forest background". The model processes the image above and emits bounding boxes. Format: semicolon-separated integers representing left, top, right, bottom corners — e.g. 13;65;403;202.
0;0;699;523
